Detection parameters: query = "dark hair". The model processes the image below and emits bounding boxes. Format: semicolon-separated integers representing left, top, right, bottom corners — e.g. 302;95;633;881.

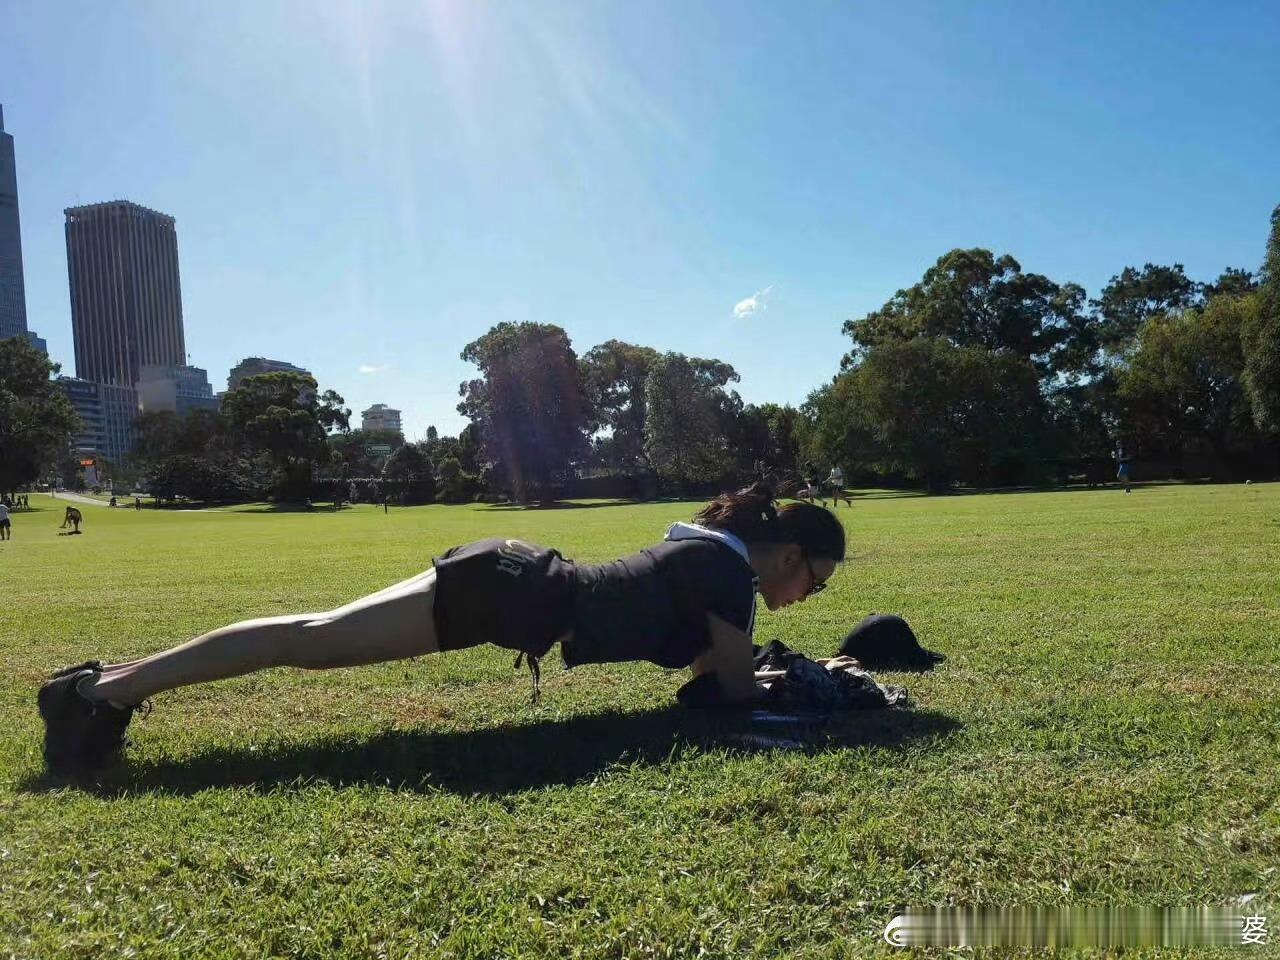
693;481;846;562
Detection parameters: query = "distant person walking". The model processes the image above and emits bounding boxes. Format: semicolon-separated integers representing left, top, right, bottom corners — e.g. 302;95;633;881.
135;497;142;511
825;465;852;507
803;461;825;507
0;500;11;540
1115;443;1132;494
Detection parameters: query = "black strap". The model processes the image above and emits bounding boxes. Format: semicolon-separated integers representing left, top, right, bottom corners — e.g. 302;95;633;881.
513;651;542;704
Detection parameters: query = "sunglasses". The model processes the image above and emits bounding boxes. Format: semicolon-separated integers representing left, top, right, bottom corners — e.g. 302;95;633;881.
803;554;828;597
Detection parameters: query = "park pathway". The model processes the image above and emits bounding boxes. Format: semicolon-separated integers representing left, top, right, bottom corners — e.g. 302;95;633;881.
41;491;112;508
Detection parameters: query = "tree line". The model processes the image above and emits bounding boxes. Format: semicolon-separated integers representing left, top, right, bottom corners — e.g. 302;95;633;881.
2;203;1276;503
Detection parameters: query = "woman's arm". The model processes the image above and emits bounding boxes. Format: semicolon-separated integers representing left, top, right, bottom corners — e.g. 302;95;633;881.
688;613;767;706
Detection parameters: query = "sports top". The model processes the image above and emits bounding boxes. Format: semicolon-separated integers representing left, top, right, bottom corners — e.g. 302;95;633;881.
430;523;759;671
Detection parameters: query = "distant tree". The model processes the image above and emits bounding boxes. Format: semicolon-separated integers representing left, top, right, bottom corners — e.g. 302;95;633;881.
130;408;232;469
1242;204;1280;433
580;339;662;470
221;371;350;502
434;456;476;502
144;455;256;503
830;339;1049;491
643;353;731;489
328;428;403;477
457;422;483;475
381;442;434;503
1091;263;1203;350
458;322;590;502
1046;374;1123;481
0;336;80;493
842;248;1088;380
1206;267;1258;299
129;410;183;465
1117;298;1259;469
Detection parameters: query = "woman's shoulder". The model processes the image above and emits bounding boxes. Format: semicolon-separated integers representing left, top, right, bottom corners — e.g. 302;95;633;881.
647;534;753;578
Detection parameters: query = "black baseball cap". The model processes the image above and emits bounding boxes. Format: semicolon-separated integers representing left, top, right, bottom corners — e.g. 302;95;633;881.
838;614;945;671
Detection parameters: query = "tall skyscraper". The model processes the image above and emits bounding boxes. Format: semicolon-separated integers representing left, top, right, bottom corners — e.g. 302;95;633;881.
64;200;186;386
0;104;30;342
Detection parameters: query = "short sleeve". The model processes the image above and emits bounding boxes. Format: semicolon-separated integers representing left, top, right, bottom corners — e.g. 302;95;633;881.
701;544;757;638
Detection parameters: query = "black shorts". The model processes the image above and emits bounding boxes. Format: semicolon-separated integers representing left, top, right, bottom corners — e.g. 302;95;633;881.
431;538;577;658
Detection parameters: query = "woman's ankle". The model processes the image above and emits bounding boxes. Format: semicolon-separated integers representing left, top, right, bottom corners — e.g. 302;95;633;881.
76;671;138;710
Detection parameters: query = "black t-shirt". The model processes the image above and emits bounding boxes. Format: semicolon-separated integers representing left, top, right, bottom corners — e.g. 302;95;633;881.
562;537;757;669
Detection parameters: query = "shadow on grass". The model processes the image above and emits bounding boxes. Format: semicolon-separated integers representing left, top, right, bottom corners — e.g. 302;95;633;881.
22;705;961;798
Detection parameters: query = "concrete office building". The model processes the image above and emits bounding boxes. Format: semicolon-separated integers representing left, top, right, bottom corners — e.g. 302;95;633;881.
65;199;189;459
53;376;139;466
65;200;186;387
361;403;403;435
0;104;43;350
227;357;311;391
56;377;106;457
138;363;218;416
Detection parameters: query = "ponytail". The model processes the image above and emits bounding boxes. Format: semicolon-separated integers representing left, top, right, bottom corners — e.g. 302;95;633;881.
694;481;846;562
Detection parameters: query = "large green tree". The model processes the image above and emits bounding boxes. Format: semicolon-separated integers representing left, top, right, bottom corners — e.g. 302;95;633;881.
827;339;1049;491
130;408;229;467
1119;296;1262;471
643;353;731;489
842;248;1090;381
1242;204;1280;433
380;442;435;503
458;322;590;502
580;340;662;470
144;455;257;503
221;372;350;502
327;428;404;478
0;337;80;493
1091;263;1203;350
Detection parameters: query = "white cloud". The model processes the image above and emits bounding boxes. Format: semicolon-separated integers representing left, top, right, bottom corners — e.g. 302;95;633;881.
358;363;388;374
733;284;774;319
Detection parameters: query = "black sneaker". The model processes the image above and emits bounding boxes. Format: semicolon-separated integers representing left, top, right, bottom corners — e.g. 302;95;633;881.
37;661;140;774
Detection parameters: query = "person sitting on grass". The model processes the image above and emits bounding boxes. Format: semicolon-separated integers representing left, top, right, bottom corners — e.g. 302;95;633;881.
37;483;846;775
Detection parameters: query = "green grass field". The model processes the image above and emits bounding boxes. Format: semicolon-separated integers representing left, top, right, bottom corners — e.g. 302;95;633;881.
2;485;1277;958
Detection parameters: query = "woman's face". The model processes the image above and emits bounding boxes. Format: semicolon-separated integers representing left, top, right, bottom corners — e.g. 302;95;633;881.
756;543;837;610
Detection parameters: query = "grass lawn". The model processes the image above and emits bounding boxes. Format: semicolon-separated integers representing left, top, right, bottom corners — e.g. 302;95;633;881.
1;485;1277;958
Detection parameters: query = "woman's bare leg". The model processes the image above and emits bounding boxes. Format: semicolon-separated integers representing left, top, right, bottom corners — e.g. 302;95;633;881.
78;568;441;706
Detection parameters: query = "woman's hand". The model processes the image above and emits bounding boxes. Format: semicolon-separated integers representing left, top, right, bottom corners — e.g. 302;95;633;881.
815;655;863;673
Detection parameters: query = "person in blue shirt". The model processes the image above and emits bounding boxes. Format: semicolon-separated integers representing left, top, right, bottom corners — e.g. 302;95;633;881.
1115;442;1132;494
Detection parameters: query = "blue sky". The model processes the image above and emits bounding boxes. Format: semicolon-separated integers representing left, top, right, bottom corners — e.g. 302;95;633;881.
4;0;1278;439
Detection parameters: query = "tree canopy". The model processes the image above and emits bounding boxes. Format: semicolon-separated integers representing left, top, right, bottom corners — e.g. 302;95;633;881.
0;337;80;492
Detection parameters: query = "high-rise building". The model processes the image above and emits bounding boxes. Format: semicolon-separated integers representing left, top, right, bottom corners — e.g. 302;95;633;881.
0;104;32;343
53;376;136;466
65;200;186;387
361;403;403;435
227;356;311;391
56;377;106;457
138;363;219;416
